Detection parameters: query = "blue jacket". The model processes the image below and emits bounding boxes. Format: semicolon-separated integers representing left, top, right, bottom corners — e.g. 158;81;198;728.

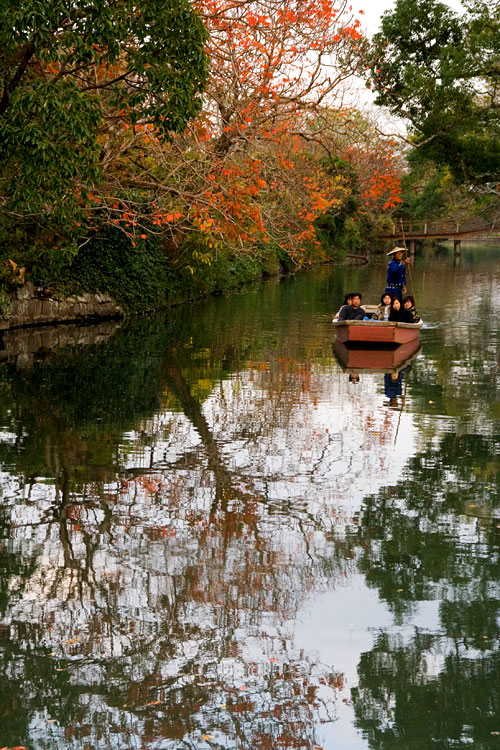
386;259;406;289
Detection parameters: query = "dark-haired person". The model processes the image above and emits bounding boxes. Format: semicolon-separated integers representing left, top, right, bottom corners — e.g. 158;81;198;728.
401;295;420;323
388;296;403;322
338;292;365;321
372;292;393;321
333;292;354;320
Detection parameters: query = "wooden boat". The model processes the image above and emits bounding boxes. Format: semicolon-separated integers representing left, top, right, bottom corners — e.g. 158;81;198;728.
332;306;423;345
333;338;422;373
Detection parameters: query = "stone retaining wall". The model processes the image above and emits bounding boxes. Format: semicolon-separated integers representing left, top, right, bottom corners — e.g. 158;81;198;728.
0;283;123;330
0;319;121;368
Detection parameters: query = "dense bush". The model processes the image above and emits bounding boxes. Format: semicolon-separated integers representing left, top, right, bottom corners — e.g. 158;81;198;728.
0;210;366;313
0;226;307;312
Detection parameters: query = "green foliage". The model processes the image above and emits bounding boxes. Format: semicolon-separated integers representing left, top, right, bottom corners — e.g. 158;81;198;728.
313;156;374;258
398;153;500;228
172;234;284;300
315;211;368;257
56;227;175;311
11;226;294;312
399;162;456;220
369;0;500;185
0;0;208;234
314;195;368;258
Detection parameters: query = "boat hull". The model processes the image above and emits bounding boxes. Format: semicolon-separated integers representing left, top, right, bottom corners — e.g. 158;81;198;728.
332;318;422;345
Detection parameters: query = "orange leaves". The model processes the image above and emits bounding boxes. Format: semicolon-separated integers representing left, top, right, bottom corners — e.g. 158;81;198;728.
152;211;182;226
342;24;362;41
82;1;391;264
201;0;363;124
45;61;60;76
361;168;402;211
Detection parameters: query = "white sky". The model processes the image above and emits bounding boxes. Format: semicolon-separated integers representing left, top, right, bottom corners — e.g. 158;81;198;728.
354;0;464;36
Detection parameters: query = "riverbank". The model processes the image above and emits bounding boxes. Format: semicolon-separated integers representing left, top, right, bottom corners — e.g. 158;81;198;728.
0;282;122;331
0;231;357;330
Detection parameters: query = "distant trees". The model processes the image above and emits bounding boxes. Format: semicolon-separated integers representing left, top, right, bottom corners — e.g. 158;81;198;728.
368;0;500;187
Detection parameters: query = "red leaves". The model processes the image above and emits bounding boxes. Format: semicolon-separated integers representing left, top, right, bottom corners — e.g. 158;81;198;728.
79;0;398;264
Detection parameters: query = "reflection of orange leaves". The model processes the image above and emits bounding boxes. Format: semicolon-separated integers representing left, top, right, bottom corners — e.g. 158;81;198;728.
227;700;255;713
137;476;162;495
329;672;345;690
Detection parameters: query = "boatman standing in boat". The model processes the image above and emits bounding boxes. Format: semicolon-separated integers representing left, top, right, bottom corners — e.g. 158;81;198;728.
385;247;410;301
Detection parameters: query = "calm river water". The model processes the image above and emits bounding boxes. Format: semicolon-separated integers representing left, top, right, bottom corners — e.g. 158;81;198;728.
1;242;500;750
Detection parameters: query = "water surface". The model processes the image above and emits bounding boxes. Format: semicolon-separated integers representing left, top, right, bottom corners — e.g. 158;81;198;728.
1;242;499;749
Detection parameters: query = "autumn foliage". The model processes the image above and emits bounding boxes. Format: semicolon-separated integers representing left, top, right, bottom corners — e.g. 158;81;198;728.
0;0;402;271
93;0;401;265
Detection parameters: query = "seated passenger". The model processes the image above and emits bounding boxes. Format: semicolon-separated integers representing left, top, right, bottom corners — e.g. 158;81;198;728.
401;295;420;323
388;296;403;322
334;292;353;320
371;292;393;321
338;292;366;321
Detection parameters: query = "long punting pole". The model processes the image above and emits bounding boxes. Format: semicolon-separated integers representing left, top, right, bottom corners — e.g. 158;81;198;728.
399;219;416;302
393;374;409;445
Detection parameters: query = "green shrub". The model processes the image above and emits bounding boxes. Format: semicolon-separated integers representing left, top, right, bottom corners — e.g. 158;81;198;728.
0;219;334;314
56;228;173;311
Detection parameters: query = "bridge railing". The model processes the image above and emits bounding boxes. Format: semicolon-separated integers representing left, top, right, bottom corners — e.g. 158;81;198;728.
388;220;491;236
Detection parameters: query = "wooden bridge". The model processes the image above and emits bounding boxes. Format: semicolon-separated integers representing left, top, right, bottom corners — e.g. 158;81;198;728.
378;219;499;252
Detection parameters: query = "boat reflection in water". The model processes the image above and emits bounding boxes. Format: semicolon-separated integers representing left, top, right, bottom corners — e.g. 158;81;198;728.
332;337;422;407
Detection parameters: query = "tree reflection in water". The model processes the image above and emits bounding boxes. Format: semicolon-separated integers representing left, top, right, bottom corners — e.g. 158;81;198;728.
351;432;500;749
1;253;499;749
0;312;365;750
